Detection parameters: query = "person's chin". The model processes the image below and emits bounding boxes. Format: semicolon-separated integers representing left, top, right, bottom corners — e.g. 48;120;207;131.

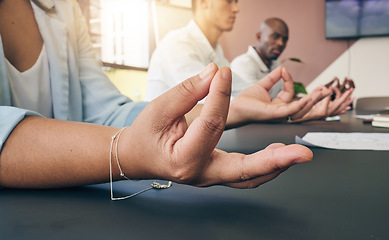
269;55;279;60
224;21;235;32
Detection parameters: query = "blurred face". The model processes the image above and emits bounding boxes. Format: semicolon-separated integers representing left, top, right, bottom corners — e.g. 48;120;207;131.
206;0;239;32
257;21;289;62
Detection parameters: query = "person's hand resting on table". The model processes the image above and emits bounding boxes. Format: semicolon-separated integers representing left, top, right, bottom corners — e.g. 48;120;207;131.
227;66;324;126
121;63;313;188
0;63;312;189
291;87;354;123
227;66;354;125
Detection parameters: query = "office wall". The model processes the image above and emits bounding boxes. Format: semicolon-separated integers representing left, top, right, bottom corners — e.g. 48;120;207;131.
122;0;388;101
154;4;192;42
220;0;353;86
307;37;389;100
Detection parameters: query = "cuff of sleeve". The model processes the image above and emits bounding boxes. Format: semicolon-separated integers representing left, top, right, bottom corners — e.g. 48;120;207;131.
123;102;148;126
0;107;41;151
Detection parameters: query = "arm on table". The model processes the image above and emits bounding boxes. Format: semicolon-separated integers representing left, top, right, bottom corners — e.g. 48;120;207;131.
0;63;312;189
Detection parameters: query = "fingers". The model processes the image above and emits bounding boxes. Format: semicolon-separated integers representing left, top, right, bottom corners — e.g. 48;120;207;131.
313;86;332;101
274;96;312;119
290;86;332;121
180;67;232;159
290;89;323;120
315;96;331;118
202;67;232;122
330;86;341;100
258;66;283;91
296;96;331;122
328;88;354;116
150;63;219;124
290;86;354;122
202;144;313;188
276;67;296;103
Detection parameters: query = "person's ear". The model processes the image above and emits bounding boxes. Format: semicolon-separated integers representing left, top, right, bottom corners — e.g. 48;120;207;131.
256;32;262;41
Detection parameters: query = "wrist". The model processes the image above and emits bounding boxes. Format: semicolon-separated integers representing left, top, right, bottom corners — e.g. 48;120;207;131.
115;126;137;180
226;101;248;129
116;125;154;180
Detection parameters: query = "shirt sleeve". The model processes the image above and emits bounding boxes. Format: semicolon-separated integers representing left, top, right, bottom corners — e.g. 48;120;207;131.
231;54;284;99
231;54;261;86
0;107;41;152
70;0;147;127
146;36;209;101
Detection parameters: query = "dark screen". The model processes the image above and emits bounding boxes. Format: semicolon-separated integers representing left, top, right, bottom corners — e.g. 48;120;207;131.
326;0;389;39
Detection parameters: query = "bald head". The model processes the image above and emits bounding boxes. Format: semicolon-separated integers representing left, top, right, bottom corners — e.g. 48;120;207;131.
255;18;289;67
259;18;289;36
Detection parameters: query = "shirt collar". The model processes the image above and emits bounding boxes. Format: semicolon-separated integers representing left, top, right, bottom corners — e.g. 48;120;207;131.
247;46;269;73
187;20;224;61
247;46;280;73
32;0;55;11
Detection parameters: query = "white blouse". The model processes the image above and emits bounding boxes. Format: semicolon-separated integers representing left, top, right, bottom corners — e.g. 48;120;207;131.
5;45;53;118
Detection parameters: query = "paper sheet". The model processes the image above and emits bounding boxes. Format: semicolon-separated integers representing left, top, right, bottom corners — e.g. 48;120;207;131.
295;132;389;151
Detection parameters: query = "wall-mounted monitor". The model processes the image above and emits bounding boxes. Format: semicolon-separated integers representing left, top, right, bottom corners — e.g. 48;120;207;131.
326;0;389;39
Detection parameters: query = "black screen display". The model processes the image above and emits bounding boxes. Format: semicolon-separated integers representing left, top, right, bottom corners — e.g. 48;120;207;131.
326;0;389;39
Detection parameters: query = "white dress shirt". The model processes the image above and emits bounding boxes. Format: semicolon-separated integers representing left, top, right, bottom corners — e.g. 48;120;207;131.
146;20;245;101
231;46;283;98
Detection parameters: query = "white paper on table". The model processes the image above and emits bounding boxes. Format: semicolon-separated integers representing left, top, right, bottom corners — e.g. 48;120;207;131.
354;114;377;120
295;132;389;151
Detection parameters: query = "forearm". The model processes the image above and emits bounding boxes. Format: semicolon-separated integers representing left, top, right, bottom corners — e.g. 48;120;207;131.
0;116;124;188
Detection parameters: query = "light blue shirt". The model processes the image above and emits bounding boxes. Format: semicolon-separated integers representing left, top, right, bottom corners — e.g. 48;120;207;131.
0;0;147;151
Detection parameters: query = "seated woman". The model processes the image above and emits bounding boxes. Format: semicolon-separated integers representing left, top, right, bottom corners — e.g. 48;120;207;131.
0;0;313;191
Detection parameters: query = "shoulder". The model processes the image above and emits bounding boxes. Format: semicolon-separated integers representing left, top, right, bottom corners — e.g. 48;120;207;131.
39;0;84;24
231;51;257;68
152;26;204;61
231;53;250;65
158;24;199;49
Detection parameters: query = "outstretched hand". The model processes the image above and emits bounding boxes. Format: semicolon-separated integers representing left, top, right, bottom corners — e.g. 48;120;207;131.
122;63;313;188
290;86;354;122
230;66;354;124
228;66;320;124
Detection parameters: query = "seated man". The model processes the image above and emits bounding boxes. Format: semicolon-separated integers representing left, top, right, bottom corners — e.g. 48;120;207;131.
231;17;288;98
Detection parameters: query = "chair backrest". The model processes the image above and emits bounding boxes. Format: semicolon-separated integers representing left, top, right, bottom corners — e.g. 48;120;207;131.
355;96;389;115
